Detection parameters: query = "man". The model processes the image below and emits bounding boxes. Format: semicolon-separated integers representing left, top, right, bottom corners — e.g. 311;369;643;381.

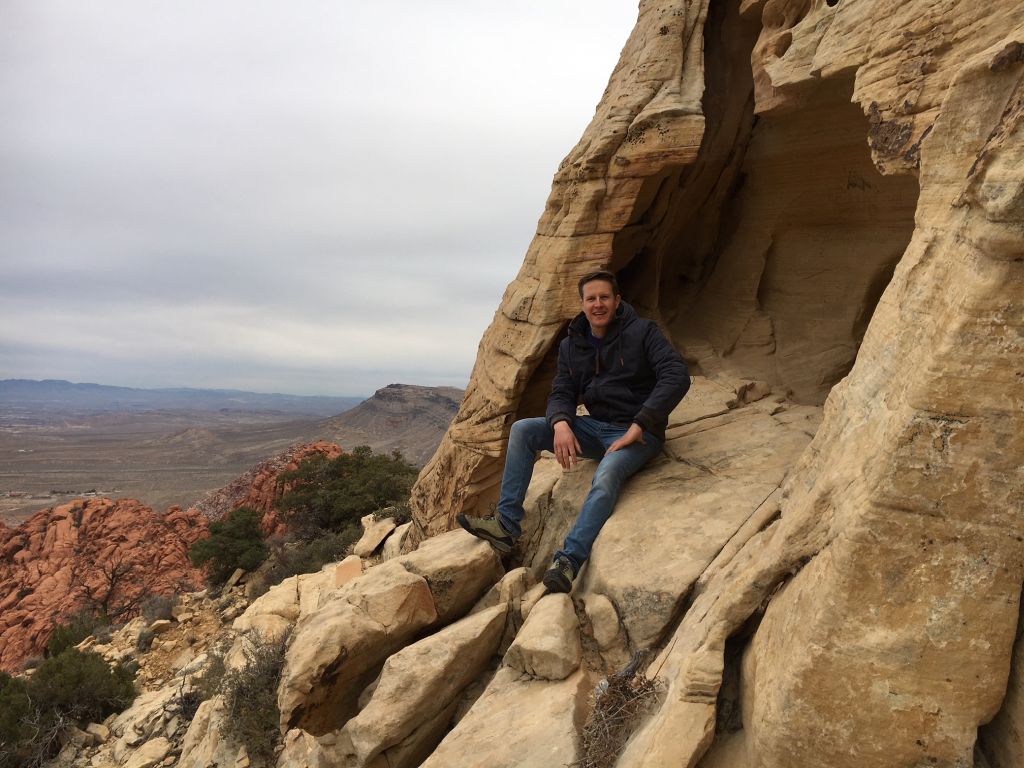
458;270;690;592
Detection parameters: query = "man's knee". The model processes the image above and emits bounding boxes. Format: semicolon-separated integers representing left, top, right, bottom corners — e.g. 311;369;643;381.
509;417;550;447
592;451;646;491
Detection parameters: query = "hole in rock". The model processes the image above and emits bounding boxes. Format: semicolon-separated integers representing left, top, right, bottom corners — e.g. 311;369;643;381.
611;0;920;406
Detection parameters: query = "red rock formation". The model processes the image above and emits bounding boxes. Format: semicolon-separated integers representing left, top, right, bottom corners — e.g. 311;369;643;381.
0;498;208;672
188;441;343;535
0;441;342;672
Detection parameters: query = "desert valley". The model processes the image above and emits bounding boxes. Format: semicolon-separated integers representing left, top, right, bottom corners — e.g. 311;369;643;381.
0;380;461;523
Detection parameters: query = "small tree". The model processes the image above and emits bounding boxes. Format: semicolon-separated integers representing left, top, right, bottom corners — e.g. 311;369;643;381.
189;506;269;586
276;446;418;537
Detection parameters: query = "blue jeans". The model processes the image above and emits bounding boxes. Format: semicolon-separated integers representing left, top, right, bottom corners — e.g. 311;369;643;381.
495;416;663;571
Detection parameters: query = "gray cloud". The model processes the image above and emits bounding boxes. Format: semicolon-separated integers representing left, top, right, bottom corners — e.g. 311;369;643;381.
0;0;636;395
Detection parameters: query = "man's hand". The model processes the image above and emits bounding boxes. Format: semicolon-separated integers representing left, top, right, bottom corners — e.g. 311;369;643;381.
606;423;646;454
553;421;582;470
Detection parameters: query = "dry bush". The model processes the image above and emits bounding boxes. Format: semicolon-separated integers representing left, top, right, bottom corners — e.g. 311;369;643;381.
140;594;176;623
189;632;289;764
574;652;662;768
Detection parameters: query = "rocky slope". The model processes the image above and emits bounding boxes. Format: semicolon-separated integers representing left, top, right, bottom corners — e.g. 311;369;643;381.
319;384;463;466
35;374;1017;768
43;375;820;768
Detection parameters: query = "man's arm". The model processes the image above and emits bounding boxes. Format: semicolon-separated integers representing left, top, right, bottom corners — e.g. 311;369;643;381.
633;322;690;436
545;338;583;468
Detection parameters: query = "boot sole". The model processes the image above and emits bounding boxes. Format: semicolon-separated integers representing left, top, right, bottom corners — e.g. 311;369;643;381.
542;570;573;593
456;513;513;554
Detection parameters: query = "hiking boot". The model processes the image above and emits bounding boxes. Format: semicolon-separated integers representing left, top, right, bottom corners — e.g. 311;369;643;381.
543;555;576;593
456;513;516;554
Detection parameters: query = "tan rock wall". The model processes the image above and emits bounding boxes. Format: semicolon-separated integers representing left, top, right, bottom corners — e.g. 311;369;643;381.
619;9;1024;768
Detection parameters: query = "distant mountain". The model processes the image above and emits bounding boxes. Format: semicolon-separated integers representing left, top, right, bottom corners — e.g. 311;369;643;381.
0;379;364;417
320;383;464;465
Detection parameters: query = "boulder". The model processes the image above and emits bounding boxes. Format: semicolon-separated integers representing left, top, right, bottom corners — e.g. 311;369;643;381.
334;604;508;766
353;515;397;558
395;530;504;623
148;620;174;635
583;593;620;650
277;728;339;768
65;725;92;747
110;686;178;761
122;737;171;768
233;562;342;639
178;697;240;768
334;555;363;588
504;593;581;681
381;522;413;561
86;722;111;744
369;700;461;768
420;667;587;768
277;561;438;734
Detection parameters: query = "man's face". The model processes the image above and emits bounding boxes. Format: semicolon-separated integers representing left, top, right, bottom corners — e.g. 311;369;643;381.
581;279;621;335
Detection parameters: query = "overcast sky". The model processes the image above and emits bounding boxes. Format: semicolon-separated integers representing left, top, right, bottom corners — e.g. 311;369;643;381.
0;1;636;396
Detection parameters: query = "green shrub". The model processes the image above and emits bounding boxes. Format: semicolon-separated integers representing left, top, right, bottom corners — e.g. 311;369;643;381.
0;672;33;768
277;446;418;536
27;648;135;724
47;609;110;657
0;650;135;768
189;506;269;586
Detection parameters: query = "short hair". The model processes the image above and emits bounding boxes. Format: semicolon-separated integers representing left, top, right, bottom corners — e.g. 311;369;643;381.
577;270;621;298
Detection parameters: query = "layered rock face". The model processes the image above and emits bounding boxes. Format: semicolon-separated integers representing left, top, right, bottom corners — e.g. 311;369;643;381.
409;0;1024;766
0;498;207;671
